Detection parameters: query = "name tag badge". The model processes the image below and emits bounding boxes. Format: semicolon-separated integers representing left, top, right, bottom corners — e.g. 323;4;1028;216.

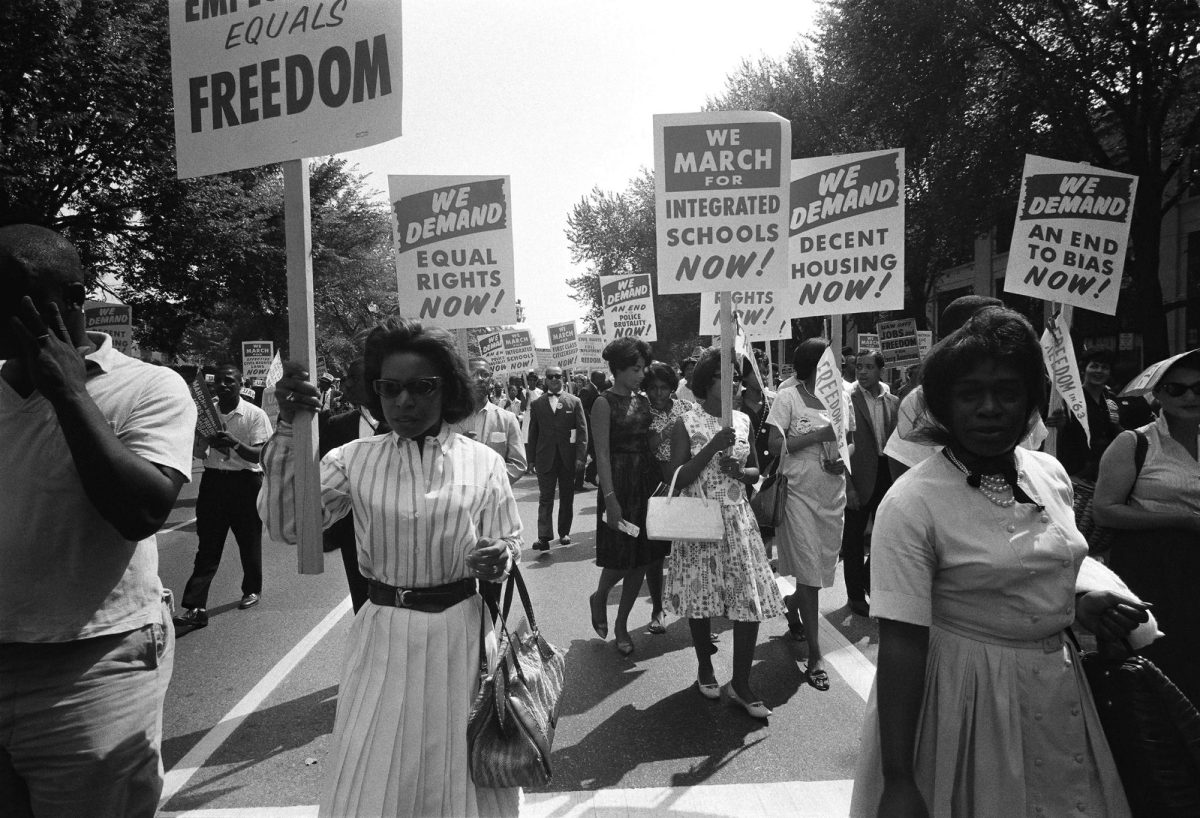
569;429;577;444
489;431;507;444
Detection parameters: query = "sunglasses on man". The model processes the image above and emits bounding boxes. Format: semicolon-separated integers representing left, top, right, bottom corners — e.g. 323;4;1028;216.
1159;381;1200;397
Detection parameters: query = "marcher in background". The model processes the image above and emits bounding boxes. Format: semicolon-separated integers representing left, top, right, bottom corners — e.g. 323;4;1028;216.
577;368;606;489
527;365;588;551
850;307;1148;818
175;362;273;628
644;361;692;634
318;358;384;614
0;224;196;816
520;369;543;471
261;317;522;817
842;349;898;617
1046;347;1122;480
448;357;526;483
676;357;698;403
589;337;659;656
767;338;847;691
1094;348;1200;707
666;349;785;718
317;373;336;411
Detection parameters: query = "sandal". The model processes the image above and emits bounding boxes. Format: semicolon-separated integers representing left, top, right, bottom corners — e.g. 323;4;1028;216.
615;633;635;656
804;665;831;692
589;591;608;640
647;615;666;635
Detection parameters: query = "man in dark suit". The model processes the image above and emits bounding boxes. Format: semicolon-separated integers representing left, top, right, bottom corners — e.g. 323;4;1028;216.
317;359;381;613
576;368;605;489
842;349;899;616
527;366;588;551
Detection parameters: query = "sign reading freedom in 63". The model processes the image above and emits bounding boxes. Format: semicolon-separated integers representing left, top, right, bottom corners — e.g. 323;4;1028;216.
169;0;403;178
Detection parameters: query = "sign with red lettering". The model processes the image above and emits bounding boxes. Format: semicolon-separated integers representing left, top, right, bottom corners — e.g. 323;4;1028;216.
169;0;403;179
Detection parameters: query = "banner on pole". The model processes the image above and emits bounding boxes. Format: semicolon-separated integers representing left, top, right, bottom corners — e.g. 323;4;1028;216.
84;303;134;355
1003;155;1137;316
1041;311;1090;447
169;0;403;179
600;274;657;341
577;333;605;369
241;340;274;384
653;111;791;295
784;149;905;318
876;318;920;367
813;346;851;471
698;291;791;341
548;321;579;368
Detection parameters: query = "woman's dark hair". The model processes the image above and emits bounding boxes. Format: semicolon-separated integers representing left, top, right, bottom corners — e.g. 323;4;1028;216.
602;336;651;373
792;338;829;381
362;316;474;423
1079;347;1115;367
919;307;1044;447
643;361;679;391
690;347;743;400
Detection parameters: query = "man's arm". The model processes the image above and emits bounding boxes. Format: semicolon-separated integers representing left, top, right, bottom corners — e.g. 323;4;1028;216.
572;396;589;466
527;397;541;467
503;410;528;482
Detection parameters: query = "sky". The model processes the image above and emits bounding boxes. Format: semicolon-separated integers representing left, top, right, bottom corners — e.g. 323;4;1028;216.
340;1;820;346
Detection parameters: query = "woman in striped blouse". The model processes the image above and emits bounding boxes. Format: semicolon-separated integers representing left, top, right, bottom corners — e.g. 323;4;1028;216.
259;317;523;817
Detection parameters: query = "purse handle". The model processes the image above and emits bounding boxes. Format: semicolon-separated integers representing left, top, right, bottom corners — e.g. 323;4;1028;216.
666;464;713;502
476;566;540;687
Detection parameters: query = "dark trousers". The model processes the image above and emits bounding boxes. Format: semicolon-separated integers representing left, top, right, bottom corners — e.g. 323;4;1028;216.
338;531;370;614
183;469;264;610
536;453;576;541
842;456;892;603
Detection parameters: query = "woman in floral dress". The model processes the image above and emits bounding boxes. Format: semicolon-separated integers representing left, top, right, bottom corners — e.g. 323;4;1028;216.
665;349;785;718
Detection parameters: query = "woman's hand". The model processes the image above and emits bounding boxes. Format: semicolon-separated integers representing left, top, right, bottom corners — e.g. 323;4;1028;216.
1075;590;1151;642
718;456;744;481
274;361;322;423
604;494;624;531
877;777;929;818
466;538;511;582
709;426;737;453
1045;407;1068;429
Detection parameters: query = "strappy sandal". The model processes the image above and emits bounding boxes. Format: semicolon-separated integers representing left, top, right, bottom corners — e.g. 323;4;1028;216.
646;615;667;635
804;665;830;692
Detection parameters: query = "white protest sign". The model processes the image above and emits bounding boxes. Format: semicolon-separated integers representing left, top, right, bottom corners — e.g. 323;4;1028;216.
577;333;605;369
500;329;535;377
1041;312;1090;447
784;149;905;318
169;0;402;179
262;351;284;423
534;347;557;371
1004;155;1137;315
548;321;579;368
84;303;133;355
654;111;791;295
600;274;657;341
241;340;274;384
698;291;791;341
390;175;516;330
916;331;932;359
813;345;851;471
876;318;921;367
596;316;608;341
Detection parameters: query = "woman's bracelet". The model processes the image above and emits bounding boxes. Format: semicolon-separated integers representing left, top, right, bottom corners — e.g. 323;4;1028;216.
604;490;616;499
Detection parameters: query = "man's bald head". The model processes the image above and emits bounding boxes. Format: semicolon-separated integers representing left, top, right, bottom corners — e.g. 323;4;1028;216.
0;225;86;357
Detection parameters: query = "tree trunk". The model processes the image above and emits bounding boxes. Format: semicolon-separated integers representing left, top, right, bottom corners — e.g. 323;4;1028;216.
1129;176;1170;363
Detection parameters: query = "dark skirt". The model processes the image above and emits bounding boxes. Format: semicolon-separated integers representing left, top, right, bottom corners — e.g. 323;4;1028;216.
595;452;665;569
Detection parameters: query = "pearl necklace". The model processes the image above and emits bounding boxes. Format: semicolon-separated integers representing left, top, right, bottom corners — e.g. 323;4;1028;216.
944;448;1016;507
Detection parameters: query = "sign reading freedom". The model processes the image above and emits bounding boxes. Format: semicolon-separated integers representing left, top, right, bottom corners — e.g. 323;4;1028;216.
169;0;403;178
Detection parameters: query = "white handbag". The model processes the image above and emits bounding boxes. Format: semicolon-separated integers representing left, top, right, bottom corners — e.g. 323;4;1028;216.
645;466;725;542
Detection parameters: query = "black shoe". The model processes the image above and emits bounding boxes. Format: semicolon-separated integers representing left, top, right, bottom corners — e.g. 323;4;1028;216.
559;535;572;546
533;540;551;551
848;599;870;617
173;608;208;628
239;593;260;610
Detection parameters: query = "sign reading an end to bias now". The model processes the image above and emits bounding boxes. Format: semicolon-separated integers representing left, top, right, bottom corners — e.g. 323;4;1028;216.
699;291;791;341
786;149;905;317
601;274;658;342
169;0;403;178
654;111;791;295
390;175;517;330
1004;155;1137;316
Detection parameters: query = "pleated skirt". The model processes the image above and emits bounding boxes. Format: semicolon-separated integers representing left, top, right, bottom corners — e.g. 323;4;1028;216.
319;596;521;818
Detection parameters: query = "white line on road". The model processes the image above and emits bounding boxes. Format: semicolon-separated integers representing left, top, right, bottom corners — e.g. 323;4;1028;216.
160;517;197;535
159;596;352;808
775;578;876;702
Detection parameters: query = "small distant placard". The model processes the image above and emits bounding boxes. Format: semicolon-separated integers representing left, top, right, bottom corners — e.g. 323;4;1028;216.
85;304;133;355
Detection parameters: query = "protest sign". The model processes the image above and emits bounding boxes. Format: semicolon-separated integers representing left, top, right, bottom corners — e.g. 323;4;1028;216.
813;346;851;470
784;150;905;318
1003;155;1137;315
1041;311;1090;447
477;330;504;365
169;0;402;179
84;303;133;355
262;351;284;422
534;347;557;371
189;374;224;438
500;329;536;377
916;331;932;359
596;316;608;341
876;318;920;367
654;111;791;295
548;321;579;368
241;340;274;384
855;332;879;352
698;290;791;341
390;175;516;329
577;333;605;369
601;274;657;341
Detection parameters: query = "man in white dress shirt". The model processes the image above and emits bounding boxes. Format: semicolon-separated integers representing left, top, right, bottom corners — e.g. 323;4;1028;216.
448;357;526;483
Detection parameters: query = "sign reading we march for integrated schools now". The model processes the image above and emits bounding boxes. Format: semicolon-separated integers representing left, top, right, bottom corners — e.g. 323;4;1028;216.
786;149;905;318
1004;155;1137;315
390;175;517;330
601;274;657;342
698;291;791;341
654;112;791;295
169;0;402;178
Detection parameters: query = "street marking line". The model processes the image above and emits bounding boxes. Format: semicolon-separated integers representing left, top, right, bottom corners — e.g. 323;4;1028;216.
159;596;352;807
161;517;197;535
775;578;875;702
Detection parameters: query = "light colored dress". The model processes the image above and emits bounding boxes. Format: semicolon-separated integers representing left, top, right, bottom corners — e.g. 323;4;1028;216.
259;426;523;818
664;408;785;621
849;448;1130;818
765;385;846;587
649;398;693;466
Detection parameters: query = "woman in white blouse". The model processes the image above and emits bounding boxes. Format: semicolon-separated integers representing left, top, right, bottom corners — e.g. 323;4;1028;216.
260;317;523;818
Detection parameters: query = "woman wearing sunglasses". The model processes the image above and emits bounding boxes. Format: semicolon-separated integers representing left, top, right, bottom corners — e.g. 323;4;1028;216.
1094;349;1200;708
259;317;523;817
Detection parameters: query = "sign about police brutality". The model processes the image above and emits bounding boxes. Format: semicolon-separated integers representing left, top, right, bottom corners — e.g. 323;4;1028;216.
241;340;274;382
1004;155;1137;315
654;112;791;295
389;175;517;330
785;150;905;317
169;0;402;179
84;304;134;355
548;321;579;368
477;330;504;364
601;274;658;341
699;291;791;341
577;333;605;369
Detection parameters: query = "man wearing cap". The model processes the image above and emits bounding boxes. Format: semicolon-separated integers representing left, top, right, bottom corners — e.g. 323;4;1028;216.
527;366;588;550
448;356;526;482
0;224;196;816
1046;347;1124;480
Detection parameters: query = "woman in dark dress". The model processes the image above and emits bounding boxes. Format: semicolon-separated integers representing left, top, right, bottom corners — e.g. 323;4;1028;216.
588;337;659;656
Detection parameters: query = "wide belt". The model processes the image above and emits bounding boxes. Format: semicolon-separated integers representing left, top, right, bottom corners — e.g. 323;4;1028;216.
366;578;477;613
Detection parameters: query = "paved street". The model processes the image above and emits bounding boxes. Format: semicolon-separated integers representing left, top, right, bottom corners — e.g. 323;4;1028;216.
157;463;879;817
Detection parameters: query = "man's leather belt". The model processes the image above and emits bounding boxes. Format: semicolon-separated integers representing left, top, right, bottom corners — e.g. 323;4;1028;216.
366;578;477;613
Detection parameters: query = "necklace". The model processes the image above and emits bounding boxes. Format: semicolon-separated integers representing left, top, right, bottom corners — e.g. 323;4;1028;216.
943;448;1016;507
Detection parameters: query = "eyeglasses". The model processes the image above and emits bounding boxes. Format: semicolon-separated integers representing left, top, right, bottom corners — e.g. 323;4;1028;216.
373;377;442;399
1158;381;1200;397
545;373;563;380
471;371;493;381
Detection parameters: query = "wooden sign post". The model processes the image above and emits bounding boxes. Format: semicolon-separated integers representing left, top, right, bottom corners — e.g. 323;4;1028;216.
719;292;734;426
